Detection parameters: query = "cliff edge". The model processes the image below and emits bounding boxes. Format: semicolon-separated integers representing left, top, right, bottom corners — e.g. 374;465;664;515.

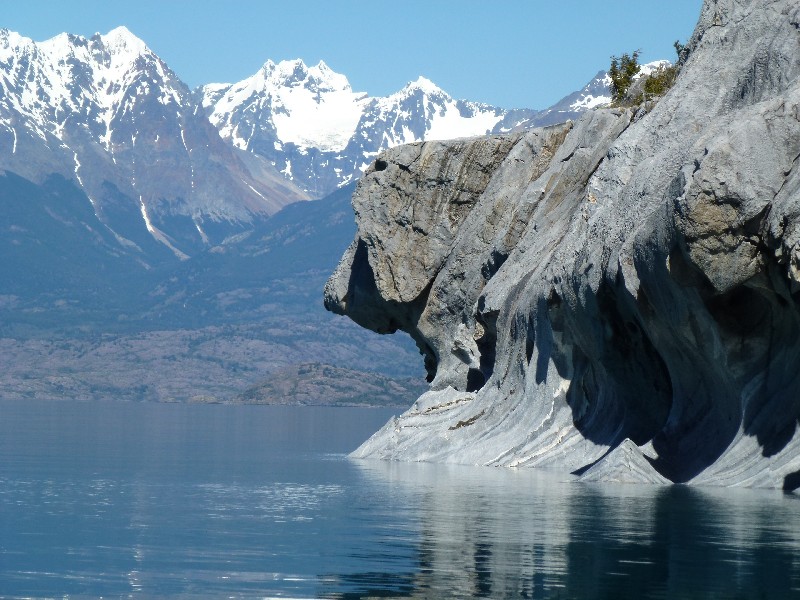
325;0;800;488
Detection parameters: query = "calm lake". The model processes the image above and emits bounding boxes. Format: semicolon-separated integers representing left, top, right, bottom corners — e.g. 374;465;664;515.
1;400;800;599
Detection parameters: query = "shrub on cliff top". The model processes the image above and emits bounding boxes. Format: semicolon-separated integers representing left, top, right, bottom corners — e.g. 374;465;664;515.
609;50;641;103
609;42;683;107
642;64;678;98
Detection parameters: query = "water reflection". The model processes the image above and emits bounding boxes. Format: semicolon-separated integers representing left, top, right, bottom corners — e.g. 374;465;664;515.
3;402;800;598
327;460;800;599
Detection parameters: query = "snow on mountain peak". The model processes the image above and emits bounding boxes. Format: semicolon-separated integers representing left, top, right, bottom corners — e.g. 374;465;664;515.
273;58;308;83
259;59;276;73
0;26;186;152
206;58;366;153
0;29;32;57
104;25;137;39
263;57;365;152
306;60;352;93
250;59;353;93
638;59;672;77
406;75;443;95
376;76;449;110
0;25;641;203
99;25;149;57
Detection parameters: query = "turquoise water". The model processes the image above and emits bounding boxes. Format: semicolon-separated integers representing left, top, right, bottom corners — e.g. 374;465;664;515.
1;400;799;599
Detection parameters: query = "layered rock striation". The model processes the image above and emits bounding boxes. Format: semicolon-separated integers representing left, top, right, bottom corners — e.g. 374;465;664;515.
325;0;800;488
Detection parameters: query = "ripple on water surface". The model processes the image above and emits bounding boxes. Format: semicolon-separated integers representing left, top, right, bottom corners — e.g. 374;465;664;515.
1;400;799;598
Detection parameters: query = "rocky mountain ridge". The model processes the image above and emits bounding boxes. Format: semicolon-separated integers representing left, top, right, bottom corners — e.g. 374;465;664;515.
200;58;670;198
0;26;305;263
0;25;633;265
199;61;542;197
0;25;664;407
325;0;800;488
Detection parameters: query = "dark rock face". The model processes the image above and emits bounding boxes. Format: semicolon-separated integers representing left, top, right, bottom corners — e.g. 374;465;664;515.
325;0;800;487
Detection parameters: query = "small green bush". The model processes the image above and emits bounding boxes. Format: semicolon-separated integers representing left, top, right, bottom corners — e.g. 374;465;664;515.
642;64;678;98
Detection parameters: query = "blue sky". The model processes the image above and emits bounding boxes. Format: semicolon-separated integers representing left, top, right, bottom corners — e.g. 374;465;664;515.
5;1;703;109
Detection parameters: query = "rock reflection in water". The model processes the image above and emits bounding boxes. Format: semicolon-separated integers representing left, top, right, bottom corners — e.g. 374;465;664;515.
323;461;800;599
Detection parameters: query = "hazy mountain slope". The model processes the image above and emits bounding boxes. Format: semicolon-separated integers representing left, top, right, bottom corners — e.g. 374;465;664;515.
144;183;360;326
0;181;423;403
0;171;156;329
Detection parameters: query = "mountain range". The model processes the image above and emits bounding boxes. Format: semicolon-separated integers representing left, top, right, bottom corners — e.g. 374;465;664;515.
0;26;647;404
0;26;637;263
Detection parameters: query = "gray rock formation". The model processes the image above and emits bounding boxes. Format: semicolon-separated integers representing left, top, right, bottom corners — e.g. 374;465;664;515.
325;0;800;488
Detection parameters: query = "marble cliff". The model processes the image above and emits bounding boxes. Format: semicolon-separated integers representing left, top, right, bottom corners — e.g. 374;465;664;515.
325;0;800;488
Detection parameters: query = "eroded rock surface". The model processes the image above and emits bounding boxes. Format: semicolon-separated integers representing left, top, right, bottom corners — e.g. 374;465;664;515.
325;0;800;488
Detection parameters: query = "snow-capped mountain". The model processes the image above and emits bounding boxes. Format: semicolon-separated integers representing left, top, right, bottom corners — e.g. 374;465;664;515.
200;58;672;198
0;26;647;263
199;61;541;197
0;27;307;262
202;59;367;155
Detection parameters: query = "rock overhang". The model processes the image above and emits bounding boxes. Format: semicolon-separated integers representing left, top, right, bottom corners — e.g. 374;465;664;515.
325;0;800;489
